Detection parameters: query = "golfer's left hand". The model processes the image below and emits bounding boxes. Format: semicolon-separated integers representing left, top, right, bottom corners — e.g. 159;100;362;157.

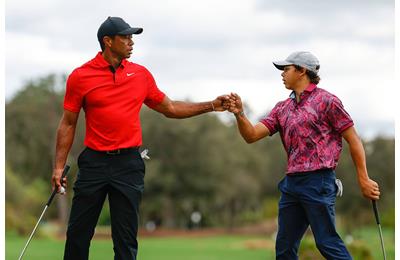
360;178;380;200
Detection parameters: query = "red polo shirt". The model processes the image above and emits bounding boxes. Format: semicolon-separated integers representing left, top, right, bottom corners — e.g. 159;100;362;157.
260;84;354;174
64;52;165;151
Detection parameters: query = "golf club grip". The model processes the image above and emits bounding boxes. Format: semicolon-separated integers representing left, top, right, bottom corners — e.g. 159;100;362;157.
46;165;70;206
372;200;380;225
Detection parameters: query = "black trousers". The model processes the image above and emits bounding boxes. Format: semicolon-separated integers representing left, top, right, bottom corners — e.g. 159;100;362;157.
63;147;145;260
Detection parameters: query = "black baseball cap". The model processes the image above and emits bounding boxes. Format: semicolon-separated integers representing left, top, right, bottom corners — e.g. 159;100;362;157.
97;16;143;43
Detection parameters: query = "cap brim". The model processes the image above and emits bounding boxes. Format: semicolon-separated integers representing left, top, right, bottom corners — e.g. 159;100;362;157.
272;61;292;70
119;27;143;35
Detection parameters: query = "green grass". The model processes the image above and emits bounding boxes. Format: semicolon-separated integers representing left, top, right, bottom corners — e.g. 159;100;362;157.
6;226;394;260
138;236;273;260
6;234;272;260
351;226;395;260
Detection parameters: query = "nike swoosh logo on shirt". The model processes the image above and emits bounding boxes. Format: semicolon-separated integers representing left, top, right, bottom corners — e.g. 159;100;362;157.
127;72;135;77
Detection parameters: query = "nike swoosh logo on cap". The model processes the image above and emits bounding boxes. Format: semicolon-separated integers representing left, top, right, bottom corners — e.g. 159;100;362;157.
127;72;135;76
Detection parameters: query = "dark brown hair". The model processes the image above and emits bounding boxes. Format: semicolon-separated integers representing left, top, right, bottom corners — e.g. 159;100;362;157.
294;65;321;84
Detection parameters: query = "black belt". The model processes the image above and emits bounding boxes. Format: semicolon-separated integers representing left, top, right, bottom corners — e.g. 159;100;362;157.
88;147;139;155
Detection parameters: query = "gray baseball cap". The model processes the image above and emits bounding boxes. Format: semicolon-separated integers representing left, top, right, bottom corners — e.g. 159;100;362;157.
273;51;320;74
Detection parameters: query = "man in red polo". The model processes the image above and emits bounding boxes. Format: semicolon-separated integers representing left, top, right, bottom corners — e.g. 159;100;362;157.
51;16;229;260
226;51;380;259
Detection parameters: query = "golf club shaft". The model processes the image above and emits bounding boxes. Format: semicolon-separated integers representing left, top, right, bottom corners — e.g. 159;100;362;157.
18;206;49;260
372;200;387;260
18;165;70;260
377;224;387;260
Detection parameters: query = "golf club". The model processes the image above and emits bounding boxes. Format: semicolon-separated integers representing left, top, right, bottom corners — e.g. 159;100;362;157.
372;200;387;260
18;165;71;260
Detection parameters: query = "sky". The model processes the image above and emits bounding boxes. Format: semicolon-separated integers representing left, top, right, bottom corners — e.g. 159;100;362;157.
4;0;396;138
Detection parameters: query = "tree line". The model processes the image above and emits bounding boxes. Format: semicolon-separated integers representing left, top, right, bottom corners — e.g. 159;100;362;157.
5;74;395;234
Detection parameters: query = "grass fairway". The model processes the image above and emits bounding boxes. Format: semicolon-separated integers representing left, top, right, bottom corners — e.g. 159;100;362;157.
6;235;272;260
6;227;394;259
138;236;273;260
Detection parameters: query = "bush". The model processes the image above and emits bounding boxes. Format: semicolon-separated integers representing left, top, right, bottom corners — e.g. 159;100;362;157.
381;206;395;228
298;236;320;259
97;199;111;226
298;235;373;260
347;240;373;260
5;165;48;235
261;198;279;219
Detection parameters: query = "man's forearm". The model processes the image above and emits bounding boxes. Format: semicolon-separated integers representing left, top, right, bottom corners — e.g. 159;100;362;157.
348;136;369;181
235;113;257;143
54;123;76;169
342;127;380;200
164;101;214;118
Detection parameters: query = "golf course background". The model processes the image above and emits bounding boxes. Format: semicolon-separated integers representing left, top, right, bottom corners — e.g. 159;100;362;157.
5;76;395;259
6;227;395;259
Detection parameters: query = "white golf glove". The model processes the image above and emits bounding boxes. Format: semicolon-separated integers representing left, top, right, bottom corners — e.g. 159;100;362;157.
141;149;150;160
335;178;343;197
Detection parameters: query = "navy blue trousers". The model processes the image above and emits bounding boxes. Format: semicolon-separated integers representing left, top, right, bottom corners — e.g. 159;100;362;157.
63;147;145;260
276;169;352;260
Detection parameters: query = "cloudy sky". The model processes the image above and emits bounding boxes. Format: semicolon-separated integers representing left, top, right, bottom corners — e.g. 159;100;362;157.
5;0;395;138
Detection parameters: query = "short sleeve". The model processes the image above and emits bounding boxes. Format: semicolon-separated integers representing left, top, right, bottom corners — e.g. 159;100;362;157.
259;103;281;136
326;96;354;133
63;70;83;113
143;69;166;108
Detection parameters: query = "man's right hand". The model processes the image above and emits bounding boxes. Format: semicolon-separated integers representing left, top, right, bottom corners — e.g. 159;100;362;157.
52;110;79;194
52;168;68;193
359;177;380;200
227;92;243;115
212;95;231;112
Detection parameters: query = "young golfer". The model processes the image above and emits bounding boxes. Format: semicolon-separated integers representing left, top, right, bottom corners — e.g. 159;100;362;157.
227;51;380;259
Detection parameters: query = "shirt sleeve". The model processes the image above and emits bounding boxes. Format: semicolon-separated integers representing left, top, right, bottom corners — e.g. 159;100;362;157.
143;69;166;109
259;103;281;136
63;69;83;113
326;96;354;133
